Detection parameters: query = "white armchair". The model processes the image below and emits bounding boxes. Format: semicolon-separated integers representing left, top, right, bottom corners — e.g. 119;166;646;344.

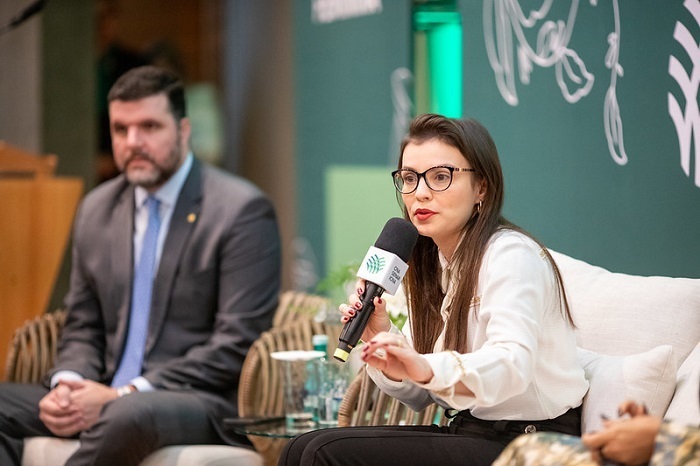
549;250;700;432
336;250;700;436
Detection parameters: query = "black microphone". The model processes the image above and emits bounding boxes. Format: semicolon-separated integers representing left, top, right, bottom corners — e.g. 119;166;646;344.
333;218;419;362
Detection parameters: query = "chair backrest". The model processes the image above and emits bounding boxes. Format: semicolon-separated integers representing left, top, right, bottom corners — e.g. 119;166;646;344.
5;310;66;383
237;305;341;464
4;291;331;384
237;314;340;419
271;290;332;329
337;366;445;427
550;250;700;364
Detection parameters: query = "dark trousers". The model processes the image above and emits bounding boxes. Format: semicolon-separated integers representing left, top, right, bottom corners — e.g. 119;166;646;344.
0;382;226;466
279;424;505;466
279;407;581;466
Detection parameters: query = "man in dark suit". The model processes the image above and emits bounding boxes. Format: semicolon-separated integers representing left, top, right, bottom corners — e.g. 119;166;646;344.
0;66;281;465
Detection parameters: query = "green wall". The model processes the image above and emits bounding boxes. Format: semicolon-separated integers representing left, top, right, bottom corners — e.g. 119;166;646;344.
295;0;412;282
462;0;700;277
296;0;700;282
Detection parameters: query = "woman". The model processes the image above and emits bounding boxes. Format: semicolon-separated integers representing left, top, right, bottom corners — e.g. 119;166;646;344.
279;114;588;466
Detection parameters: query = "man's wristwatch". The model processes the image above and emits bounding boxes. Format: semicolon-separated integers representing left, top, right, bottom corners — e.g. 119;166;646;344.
116;384;137;397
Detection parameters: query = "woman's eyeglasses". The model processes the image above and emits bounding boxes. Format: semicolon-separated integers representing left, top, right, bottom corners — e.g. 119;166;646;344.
391;166;475;194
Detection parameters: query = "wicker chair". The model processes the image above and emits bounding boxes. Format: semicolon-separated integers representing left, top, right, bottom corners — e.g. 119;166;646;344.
6;292;440;464
5;291;329;385
337;365;445;428
5;309;66;384
271;290;332;329
237;316;343;466
4;291;334;466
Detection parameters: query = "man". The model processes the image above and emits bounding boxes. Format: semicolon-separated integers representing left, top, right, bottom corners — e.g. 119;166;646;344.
0;66;281;465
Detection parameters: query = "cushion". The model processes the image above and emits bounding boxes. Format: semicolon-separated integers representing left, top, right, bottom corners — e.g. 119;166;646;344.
577;345;677;433
141;445;263;466
664;343;700;425
549;250;700;364
22;438;263;466
22;438;80;466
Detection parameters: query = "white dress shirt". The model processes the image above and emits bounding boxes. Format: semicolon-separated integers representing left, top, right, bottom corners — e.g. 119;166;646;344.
368;230;589;421
132;153;193;272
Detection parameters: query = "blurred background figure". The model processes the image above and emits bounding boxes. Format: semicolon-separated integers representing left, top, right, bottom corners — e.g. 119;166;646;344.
96;0;148;183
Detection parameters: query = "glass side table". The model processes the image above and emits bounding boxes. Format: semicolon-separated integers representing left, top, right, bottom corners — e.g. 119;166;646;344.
225;417;318;439
224;417;322;466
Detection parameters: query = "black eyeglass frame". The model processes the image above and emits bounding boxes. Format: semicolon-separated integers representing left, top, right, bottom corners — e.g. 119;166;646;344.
391;165;476;194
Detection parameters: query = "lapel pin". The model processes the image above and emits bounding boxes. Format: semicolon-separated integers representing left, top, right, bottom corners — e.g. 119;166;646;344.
187;213;197;223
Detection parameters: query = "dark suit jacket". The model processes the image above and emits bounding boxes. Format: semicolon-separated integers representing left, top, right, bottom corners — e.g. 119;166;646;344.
52;158;281;441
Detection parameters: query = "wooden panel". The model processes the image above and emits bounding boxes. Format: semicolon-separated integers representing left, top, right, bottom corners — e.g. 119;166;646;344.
0;140;57;177
0;177;83;380
108;0;223;84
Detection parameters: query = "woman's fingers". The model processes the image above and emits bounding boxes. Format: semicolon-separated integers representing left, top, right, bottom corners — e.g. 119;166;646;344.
338;303;357;323
355;279;366;297
368;332;407;347
338;303;355;316
345;279;366;304
362;333;409;359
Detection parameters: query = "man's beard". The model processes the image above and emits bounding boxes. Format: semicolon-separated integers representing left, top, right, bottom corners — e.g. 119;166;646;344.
123;138;182;189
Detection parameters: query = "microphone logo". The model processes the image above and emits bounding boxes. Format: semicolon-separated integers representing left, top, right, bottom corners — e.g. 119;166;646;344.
334;217;418;362
365;255;386;274
357;246;409;296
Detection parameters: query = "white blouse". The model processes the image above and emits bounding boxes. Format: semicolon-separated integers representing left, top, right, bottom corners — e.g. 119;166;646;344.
367;230;589;421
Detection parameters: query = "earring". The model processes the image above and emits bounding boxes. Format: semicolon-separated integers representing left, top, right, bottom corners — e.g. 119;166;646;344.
477;200;483;213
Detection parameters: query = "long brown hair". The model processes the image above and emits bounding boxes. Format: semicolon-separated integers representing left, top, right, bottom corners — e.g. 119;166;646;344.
398;114;573;354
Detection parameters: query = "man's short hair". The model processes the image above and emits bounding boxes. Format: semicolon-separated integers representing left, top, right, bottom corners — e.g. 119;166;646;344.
108;65;186;120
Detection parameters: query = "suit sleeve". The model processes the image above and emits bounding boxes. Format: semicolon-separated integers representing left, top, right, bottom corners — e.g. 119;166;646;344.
50;199;108;384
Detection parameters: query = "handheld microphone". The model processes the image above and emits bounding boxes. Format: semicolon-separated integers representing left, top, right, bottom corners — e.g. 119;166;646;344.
333;218;419;362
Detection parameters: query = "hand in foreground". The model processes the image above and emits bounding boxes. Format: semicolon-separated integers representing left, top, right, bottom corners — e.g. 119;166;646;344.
338;279;392;343
617;400;649;418
39;379;119;437
582;413;661;465
39;382;85;437
361;331;433;384
60;379;119;431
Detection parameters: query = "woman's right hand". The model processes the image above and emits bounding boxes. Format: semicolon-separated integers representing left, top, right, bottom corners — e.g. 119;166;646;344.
339;279;392;342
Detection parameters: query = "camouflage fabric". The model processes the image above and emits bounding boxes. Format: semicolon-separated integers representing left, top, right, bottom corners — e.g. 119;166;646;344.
651;422;700;466
492;432;596;466
492;422;700;466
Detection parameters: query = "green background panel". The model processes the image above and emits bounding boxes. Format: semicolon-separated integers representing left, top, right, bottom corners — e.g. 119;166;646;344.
325;166;403;294
296;1;700;283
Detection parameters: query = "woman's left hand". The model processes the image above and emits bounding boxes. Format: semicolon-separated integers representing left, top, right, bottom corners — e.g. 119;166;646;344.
362;331;434;384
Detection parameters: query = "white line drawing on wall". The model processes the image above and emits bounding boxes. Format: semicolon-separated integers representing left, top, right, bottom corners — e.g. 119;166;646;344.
602;0;627;165
668;0;700;188
483;0;629;166
483;0;593;105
